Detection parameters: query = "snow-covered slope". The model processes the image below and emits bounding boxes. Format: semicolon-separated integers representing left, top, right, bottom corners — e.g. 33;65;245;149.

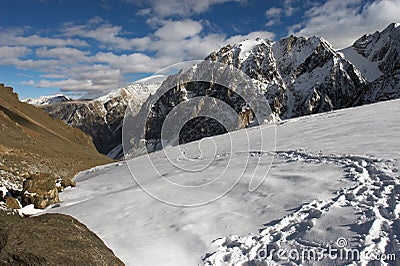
46;99;400;265
339;47;382;81
23;94;72;106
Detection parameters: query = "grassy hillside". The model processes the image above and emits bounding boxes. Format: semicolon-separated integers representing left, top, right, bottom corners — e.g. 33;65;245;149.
0;84;112;208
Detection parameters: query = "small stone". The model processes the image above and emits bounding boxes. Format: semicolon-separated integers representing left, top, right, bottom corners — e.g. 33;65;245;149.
5;197;21;209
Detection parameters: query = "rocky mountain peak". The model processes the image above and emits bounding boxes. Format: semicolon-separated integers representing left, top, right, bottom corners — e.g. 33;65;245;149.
125;33;371;155
342;23;400;103
353;22;400;72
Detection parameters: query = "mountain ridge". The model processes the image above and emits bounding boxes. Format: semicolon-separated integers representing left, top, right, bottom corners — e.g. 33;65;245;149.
25;23;400;158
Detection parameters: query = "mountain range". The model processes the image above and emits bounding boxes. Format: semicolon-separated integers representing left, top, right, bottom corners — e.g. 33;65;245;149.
37;83;159;158
26;23;399;159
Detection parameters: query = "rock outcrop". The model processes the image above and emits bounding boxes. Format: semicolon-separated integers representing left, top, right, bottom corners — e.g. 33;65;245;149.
0;212;124;265
21;173;59;209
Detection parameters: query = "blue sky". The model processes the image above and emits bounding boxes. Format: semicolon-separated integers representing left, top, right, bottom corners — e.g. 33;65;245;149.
0;0;399;99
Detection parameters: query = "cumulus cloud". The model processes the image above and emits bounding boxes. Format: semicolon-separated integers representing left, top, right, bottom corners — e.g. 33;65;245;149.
35;47;90;62
154;20;203;41
0;58;59;71
265;7;284;26
264;0;300;27
92;52;169;73
35;64;124;92
290;0;400;49
265;7;284;18
0;27;88;47
1;15;277;94
129;0;244;19
0;46;31;58
283;0;299;16
61;19;151;51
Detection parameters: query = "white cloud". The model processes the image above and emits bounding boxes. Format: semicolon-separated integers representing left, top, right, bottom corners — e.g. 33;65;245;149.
35;47;89;62
61;20;151;51
291;0;400;49
36;79;96;91
0;46;31;58
0;57;59;71
20;80;35;86
1;16;277;94
154;20;203;41
0;28;88;47
133;0;244;19
283;0;298;16
92;52;169;73
264;0;299;27
35;64;124;92
265;7;284;18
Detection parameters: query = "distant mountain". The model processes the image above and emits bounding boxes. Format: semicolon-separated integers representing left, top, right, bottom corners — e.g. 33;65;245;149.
23;94;72;106
0;83;111;211
209;35;368;119
42;83;160;158
129;36;368;153
341;22;400;103
29;23;399;159
128;23;400;154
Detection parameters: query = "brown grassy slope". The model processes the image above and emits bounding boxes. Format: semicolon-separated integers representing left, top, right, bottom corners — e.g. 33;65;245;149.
0;84;112;186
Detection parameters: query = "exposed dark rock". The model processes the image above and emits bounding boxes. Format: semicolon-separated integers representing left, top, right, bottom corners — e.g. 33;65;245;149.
0;212;124;265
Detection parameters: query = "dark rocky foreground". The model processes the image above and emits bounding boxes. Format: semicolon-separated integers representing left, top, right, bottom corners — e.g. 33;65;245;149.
0;212;124;265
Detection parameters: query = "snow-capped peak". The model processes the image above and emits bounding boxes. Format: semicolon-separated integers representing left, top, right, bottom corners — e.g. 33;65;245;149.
233;38;270;62
23;94;72;106
341;22;399;84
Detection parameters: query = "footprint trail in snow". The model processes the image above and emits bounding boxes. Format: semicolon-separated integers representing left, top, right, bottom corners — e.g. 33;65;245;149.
203;149;400;265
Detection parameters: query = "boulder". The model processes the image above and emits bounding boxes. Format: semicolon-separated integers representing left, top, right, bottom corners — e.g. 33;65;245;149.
0;212;124;265
21;173;59;209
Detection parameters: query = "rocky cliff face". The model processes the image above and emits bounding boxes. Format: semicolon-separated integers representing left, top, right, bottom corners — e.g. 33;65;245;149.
341;23;400;103
207;35;368;119
128;34;370;154
43;83;159;158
